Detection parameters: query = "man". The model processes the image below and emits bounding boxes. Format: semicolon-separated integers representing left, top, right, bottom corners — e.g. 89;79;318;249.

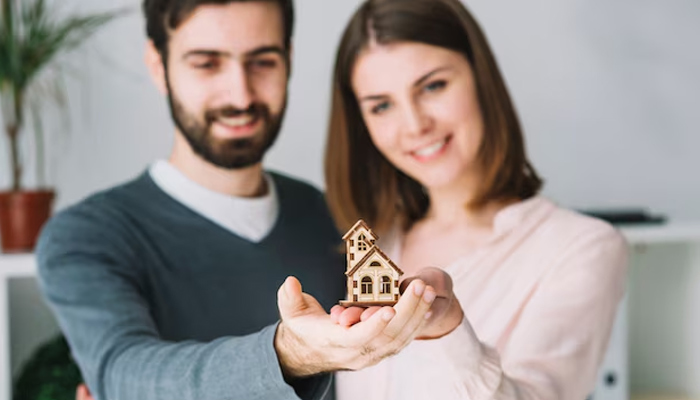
37;1;439;400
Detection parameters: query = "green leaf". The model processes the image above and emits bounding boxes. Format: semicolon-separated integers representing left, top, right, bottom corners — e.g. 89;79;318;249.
0;0;125;190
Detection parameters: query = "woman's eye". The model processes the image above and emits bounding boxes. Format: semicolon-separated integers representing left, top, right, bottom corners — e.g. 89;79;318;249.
371;102;391;115
424;80;447;93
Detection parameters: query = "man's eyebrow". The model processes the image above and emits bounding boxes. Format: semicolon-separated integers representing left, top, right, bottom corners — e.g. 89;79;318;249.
182;50;230;59
246;45;286;57
359;66;452;102
182;46;286;60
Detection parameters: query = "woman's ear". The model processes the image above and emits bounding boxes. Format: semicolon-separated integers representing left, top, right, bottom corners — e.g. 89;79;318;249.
144;40;168;95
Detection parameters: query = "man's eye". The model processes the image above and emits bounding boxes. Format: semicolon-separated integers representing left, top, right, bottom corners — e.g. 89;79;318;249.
371;102;391;115
424;80;447;93
249;59;278;69
194;61;217;70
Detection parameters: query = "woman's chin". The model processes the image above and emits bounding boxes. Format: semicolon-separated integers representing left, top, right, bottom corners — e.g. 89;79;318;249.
414;172;462;192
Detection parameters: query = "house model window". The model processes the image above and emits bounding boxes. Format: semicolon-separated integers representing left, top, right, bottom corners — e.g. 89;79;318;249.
339;219;404;307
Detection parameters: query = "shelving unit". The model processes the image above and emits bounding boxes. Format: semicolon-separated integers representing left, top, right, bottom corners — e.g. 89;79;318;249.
2;221;700;400
619;222;700;399
0;254;39;400
620;222;700;245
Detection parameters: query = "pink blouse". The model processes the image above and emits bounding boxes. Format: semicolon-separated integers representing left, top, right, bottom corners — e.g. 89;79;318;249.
336;196;629;399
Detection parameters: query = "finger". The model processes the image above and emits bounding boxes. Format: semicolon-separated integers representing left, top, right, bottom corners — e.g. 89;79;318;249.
360;306;382;322
330;305;345;324
390;286;437;347
415;267;453;298
338;307;364;327
381;280;435;340
399;277;416;295
346;306;395;345
277;276;306;320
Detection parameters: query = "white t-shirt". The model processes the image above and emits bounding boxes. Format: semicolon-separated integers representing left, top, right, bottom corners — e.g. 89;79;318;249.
148;160;278;243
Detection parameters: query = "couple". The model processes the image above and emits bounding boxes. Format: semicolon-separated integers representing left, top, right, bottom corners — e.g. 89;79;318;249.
38;0;628;399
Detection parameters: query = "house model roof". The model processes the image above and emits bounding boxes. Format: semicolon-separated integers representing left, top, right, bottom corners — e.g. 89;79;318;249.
345;241;404;277
342;219;378;241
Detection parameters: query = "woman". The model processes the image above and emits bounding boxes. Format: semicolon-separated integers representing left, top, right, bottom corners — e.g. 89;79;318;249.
324;0;628;398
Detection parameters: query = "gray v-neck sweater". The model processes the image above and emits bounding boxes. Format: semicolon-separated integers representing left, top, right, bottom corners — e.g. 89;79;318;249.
37;171;345;400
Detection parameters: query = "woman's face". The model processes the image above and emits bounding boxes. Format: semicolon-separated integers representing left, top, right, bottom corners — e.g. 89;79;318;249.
352;42;484;190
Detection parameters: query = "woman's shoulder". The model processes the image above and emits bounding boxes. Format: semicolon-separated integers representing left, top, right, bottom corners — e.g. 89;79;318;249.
544;200;623;239
529;197;628;263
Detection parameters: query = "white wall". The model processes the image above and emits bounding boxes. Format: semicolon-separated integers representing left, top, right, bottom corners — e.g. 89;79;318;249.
467;0;700;221
2;0;700;396
1;0;698;220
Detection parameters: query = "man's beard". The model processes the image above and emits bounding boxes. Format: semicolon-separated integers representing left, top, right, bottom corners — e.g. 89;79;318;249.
165;76;286;170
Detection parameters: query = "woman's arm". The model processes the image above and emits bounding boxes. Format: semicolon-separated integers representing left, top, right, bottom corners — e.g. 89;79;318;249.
419;224;629;399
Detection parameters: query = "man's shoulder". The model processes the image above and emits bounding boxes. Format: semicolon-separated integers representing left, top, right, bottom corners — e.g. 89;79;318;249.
41;173;153;239
36;174;155;275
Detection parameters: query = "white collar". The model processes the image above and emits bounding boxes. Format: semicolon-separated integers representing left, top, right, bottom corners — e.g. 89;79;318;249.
148;160;279;243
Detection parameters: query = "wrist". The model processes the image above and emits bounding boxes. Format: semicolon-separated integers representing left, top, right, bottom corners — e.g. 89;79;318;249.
417;298;465;340
274;321;324;378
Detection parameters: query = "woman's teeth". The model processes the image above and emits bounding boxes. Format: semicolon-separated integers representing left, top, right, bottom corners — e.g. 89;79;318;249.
413;138;448;157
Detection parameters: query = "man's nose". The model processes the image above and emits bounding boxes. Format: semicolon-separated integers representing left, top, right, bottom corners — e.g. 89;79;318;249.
224;65;254;109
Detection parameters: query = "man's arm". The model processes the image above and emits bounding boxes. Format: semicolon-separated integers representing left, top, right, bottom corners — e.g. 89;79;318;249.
37;207;326;400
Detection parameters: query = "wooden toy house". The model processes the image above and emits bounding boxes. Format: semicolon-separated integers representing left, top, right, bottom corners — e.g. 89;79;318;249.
339;220;404;307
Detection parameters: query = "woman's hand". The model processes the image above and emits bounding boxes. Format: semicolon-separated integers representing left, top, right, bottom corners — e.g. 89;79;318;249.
331;267;464;340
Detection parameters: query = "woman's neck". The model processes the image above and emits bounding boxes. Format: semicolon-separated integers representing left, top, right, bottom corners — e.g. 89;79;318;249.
423;182;511;231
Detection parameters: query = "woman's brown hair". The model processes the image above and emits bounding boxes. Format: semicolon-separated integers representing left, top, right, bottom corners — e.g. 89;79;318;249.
325;0;542;236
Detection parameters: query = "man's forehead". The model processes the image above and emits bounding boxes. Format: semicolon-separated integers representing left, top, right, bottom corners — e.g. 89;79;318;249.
169;2;285;54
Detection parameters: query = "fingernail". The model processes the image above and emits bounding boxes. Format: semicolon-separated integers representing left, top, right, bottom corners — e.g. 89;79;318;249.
382;310;395;321
424;311;433;320
423;290;436;303
413;282;425;296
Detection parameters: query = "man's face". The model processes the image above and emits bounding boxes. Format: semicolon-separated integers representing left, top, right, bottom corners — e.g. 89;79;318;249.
163;2;289;169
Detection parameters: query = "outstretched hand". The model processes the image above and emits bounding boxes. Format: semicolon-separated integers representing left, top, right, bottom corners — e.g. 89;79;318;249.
275;276;436;377
76;384;94;400
330;267;463;340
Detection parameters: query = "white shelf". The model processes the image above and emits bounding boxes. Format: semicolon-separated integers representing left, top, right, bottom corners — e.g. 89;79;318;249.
0;254;36;278
620;222;700;245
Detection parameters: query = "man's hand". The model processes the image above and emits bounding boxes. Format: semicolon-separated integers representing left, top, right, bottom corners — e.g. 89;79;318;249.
76;384;94;400
274;276;436;378
330;267;464;340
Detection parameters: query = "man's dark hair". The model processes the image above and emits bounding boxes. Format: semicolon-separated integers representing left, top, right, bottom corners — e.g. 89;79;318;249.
143;0;294;58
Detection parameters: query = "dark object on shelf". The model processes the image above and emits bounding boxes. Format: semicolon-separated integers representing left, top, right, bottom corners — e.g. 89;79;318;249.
579;208;667;226
13;334;83;400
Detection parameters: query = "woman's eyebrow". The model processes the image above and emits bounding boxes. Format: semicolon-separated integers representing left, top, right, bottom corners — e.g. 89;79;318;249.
359;65;452;102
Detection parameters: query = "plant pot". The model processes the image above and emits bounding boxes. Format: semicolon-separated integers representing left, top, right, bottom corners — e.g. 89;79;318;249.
0;190;55;253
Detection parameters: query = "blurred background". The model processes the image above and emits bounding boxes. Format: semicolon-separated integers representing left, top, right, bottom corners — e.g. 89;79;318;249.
0;0;699;399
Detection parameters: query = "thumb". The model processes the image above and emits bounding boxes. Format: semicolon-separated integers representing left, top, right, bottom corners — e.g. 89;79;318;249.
277;276;308;319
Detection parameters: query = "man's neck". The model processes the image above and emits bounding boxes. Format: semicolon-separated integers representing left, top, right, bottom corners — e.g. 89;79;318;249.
168;134;267;198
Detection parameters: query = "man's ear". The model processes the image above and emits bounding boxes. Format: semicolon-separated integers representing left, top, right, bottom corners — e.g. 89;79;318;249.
145;40;168;95
286;42;293;78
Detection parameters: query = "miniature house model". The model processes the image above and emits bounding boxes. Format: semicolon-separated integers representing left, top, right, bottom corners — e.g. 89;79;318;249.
339;220;404;307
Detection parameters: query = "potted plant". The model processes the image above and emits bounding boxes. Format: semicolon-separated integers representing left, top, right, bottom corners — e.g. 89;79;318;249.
0;0;120;253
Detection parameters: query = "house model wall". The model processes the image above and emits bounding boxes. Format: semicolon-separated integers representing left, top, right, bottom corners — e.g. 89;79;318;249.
339;220;404;307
